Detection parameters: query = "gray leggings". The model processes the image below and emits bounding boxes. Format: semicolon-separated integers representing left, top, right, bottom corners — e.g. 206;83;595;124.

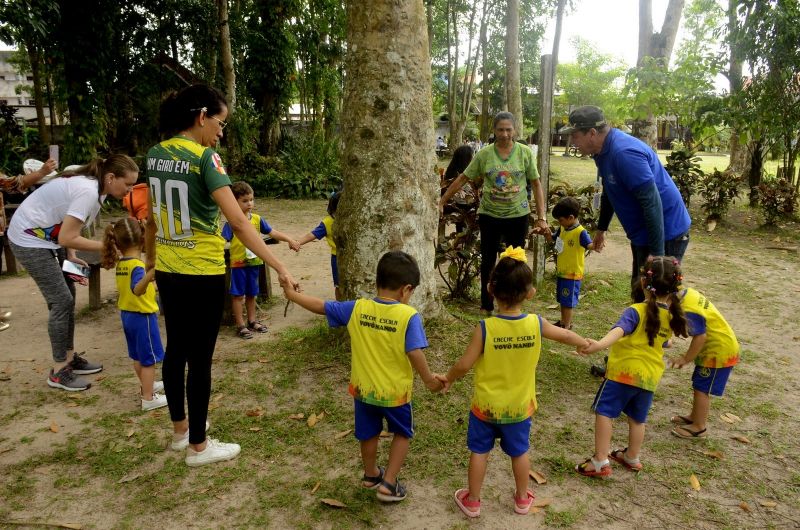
9;242;75;362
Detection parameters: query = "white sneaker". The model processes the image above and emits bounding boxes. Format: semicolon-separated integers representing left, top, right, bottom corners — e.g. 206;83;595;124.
185;438;240;467
142;392;168;411
153;381;164;393
170;421;211;451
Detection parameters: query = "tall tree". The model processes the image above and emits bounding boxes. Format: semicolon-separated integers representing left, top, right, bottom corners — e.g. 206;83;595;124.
505;0;522;137
632;0;685;147
218;0;236;112
337;0;439;315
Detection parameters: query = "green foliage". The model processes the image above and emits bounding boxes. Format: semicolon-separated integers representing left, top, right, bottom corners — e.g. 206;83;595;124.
665;144;705;207
547;180;599;232
0;104;25;171
435;197;481;300
698;169;740;221
757;177;797;225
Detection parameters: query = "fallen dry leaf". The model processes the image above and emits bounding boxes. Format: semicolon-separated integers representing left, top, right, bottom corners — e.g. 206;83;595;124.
532;498;552;508
317;411;325;422
249;427;262;432
212;393;224;402
208;402;220;411
546;304;559;310
215;494;226;500
320;498;347;508
690;474;701;491
732;435;751;444
199;488;210;494
246;407;264;417
237;368;248;374
529;470;547;485
288;413;305;420
118;472;142;484
530;507;541;514
720;412;741;424
258;358;269;364
50;421;59;433
66;402;79;408
702;450;724;460
307;413;318;427
149;410;164;418
739;501;751;512
334;429;353;440
311;481;321;494
66;393;82;400
759;500;777;508
379;430;392;438
126;429;135;438
95;375;106;382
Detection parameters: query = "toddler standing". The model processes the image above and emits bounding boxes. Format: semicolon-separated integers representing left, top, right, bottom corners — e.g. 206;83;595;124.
222;181;299;338
576;256;687;477
102;218;167;411
443;247;589;517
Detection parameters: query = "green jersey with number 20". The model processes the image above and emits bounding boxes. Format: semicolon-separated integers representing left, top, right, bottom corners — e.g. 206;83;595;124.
146;136;232;275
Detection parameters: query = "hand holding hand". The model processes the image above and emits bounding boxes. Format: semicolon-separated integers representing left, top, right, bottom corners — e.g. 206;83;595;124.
288;239;301;252
278;272;300;293
578;338;599;355
433;373;450;393
593;230;606;253
670;356;691;369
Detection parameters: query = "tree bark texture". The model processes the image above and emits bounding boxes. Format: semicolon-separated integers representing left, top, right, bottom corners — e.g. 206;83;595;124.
338;0;439;315
505;0;523;138
633;0;685;148
219;0;236;112
26;44;49;145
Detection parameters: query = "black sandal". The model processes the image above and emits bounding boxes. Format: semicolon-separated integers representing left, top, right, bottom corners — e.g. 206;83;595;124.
248;320;268;333
361;466;384;489
237;326;254;339
376;479;407;502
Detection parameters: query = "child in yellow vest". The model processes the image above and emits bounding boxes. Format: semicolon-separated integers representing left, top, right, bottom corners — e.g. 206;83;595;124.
280;250;445;502
296;190;341;299
442;247;590;517
576;256;687;477
536;197;594;330
101;218;167;411
222;181;300;339
668;285;740;439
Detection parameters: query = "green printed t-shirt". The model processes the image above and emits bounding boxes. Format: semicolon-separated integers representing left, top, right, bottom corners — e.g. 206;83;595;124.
146;136;232;275
463;142;539;218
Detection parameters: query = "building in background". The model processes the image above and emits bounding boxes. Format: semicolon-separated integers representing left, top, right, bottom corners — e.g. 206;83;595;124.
0;50;49;124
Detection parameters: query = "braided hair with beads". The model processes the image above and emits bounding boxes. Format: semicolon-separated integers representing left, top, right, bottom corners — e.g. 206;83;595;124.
641;256;688;346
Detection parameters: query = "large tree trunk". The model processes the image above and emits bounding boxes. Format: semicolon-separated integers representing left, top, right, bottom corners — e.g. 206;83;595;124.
338;0;438;315
26;44;49;145
633;0;685;148
479;24;490;142
219;0;236;112
726;0;749;177
505;0;522;138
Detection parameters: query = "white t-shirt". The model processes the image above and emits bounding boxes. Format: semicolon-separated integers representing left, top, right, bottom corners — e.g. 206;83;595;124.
7;176;105;249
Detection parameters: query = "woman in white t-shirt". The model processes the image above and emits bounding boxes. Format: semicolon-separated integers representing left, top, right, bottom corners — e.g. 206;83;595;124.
8;154;139;391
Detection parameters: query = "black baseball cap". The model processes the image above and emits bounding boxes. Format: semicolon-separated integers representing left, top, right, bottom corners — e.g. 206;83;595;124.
560;106;607;134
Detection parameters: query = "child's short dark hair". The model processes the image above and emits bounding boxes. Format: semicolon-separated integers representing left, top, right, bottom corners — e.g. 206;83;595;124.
376;251;420;290
489;256;533;305
327;190;341;217
231;181;253;198
552;196;581;220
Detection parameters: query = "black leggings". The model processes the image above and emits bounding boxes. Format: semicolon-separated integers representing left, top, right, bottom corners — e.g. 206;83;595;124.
156;271;225;445
478;214;529;311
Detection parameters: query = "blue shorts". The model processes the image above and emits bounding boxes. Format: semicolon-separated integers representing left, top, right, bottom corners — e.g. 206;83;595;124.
592;379;653;424
330;255;339;287
467;412;531;457
692;365;733;396
556;278;581;308
230;266;260;297
353;400;413;440
120;311;165;367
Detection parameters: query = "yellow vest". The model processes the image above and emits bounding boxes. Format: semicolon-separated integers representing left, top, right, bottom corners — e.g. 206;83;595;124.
471;314;541;424
346;299;417;406
606;303;671;391
229;213;265;267
556;224;587;279
322;215;336;255
680;288;739;368
116;258;159;314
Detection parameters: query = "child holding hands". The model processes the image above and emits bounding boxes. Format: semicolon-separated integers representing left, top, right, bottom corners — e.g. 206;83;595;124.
222;181;300;338
443;247;590;517
669;284;739;439
102;218;167;411
281;250;445;502
576;256;687;477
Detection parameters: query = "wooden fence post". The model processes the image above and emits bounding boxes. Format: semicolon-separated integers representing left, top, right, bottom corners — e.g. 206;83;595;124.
532;54;553;287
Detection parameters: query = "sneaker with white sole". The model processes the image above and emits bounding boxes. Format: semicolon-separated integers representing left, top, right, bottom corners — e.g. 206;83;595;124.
68;351;103;375
47;367;90;391
185;438;240;467
141;392;168;411
170;421;211;451
141;381;164;394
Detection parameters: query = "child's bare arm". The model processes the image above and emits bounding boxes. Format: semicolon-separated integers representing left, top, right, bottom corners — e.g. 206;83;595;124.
132;268;156;296
268;229;301;252
445;324;483;386
671;333;706;368
281;278;325;314
541;319;590;350
296;232;318;247
581;327;625;355
408;349;444;392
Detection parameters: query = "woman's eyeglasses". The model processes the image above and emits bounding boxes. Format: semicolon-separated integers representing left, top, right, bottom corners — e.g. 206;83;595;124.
208;115;227;130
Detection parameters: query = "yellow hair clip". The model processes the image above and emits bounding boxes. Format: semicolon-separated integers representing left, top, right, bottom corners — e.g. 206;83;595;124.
499;246;526;262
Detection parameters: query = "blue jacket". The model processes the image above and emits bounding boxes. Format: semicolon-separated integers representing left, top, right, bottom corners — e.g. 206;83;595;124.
594;128;690;251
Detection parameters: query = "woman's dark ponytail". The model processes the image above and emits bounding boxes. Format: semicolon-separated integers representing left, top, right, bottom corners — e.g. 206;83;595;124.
159;84;228;136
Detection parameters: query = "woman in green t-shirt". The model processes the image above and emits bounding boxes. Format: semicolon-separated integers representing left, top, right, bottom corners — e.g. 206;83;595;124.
440;112;548;313
146;85;299;467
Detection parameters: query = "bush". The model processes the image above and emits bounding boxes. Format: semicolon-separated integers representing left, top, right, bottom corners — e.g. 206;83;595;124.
698;169;740;222
546;181;599;232
272;131;342;199
757;177;797;225
665;145;704;207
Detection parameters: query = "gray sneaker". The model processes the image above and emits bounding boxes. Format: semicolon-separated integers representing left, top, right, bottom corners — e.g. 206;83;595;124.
48;367;91;391
68;351;103;375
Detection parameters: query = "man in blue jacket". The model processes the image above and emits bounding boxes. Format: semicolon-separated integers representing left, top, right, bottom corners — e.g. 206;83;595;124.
561;106;690;288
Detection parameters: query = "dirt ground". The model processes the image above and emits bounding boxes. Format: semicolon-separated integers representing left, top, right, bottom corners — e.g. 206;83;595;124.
1;199;799;529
